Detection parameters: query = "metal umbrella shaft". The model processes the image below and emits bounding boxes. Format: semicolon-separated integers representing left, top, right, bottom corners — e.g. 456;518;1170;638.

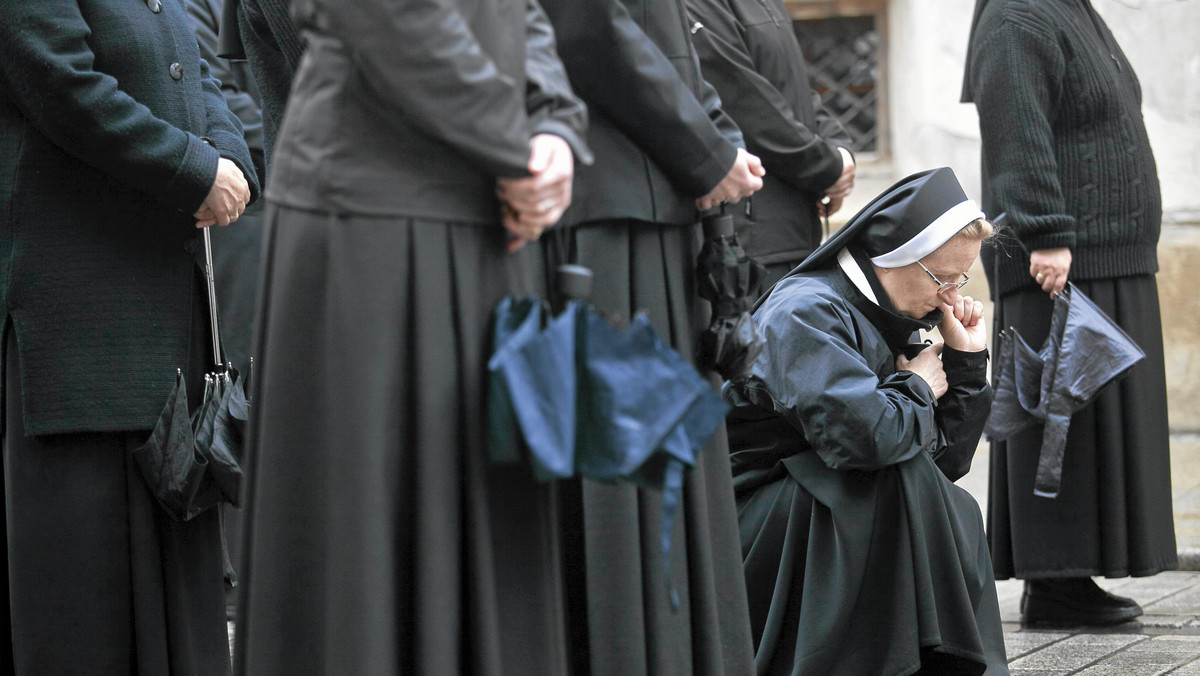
202;226;224;370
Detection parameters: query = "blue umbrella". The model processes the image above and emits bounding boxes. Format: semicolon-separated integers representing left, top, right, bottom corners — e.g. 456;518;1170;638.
985;283;1145;498
488;270;727;607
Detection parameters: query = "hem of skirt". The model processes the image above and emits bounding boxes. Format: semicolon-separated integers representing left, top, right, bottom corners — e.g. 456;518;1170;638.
994;559;1181;580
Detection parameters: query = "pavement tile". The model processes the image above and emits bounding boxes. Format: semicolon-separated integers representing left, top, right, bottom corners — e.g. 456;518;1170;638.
1005;631;1074;660
1008;634;1146;672
1167;658;1200;674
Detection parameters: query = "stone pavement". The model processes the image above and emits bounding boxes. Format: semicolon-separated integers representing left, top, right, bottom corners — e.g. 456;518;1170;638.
995;574;1200;674
962;434;1200;674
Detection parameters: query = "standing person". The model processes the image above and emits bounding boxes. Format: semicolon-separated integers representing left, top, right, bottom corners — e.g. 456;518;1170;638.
686;0;857;286
726;167;1007;675
233;0;590;674
963;0;1177;624
0;0;257;673
532;1;763;673
185;0;268;620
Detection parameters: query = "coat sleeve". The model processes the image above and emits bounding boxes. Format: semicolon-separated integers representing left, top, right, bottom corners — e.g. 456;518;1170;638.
745;294;943;472
522;0;593;165
968;18;1075;251
0;0;221;213
186;0;266;185
300;0;534;178
538;0;740;197
186;0;261;201
687;0;844;194
928;347;992;482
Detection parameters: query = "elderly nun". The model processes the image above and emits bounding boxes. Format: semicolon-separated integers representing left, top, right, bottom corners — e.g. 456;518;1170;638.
725;167;1008;675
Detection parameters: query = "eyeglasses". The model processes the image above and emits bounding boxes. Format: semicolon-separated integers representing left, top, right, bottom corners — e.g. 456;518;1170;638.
916;260;970;292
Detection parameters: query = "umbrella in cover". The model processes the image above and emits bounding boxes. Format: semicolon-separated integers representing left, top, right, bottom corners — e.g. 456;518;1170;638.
694;209;767;382
984;283;1145;498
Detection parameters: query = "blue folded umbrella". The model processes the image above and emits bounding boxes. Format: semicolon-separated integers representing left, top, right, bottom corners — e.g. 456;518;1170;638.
488;295;728;607
985;284;1145;498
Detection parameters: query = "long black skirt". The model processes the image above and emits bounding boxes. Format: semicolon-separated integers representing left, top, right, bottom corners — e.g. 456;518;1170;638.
545;219;756;676
235;206;574;675
988;275;1178;579
1;291;230;675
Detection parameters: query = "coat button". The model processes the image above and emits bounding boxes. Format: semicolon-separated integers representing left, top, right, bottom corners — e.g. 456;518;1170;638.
148;0;162;12
184;238;199;255
169;63;183;80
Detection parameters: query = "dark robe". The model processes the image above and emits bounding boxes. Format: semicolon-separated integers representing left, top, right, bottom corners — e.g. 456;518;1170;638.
725;258;1008;675
536;0;758;672
965;0;1175;579
234;0;591;674
686;0;851;283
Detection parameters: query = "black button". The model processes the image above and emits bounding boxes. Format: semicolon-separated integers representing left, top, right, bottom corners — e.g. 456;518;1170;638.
169;63;183;80
184;238;199;254
148;0;162;12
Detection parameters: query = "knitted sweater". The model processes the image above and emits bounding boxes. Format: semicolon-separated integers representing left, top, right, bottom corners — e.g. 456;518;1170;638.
964;0;1160;297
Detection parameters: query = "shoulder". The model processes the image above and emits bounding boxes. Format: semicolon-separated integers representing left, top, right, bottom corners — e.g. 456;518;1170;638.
756;272;857;335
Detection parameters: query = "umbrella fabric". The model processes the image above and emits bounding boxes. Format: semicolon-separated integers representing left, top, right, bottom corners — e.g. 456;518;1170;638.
488;296;728;607
694;216;767;382
133;368;248;521
984;283;1145;497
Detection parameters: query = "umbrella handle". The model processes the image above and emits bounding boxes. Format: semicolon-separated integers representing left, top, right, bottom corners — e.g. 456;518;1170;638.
202;227;224;369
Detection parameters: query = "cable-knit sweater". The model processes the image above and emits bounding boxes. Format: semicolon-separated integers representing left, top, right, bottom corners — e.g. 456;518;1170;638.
964;0;1161;297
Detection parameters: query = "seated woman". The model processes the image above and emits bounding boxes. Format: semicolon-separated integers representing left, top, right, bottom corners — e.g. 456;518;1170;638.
726;167;1008;675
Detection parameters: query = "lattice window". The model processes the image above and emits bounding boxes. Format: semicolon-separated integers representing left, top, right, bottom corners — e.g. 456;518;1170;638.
785;1;887;159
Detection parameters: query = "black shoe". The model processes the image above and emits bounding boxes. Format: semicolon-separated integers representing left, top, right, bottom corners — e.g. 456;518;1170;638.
1021;577;1143;625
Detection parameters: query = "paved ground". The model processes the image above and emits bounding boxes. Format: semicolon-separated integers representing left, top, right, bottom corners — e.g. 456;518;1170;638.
964;434;1200;673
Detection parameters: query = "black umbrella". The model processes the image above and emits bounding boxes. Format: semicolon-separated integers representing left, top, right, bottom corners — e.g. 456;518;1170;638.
984;283;1144;498
133;227;248;521
488;265;727;607
694;209;767;382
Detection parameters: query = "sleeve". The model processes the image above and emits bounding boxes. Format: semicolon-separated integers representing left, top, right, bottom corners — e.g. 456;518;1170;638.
187;0;264;198
929;347;993;482
538;0;739;196
522;0;593;165
302;0;535;178
744;295;943;472
0;0;221;213
969;19;1075;251
687;0;844;193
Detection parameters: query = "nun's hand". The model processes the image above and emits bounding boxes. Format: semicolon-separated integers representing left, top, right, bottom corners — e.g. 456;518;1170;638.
695;148;765;211
896;342;948;399
498;134;574;252
1030;247;1071;297
939;295;988;352
195;158;250;228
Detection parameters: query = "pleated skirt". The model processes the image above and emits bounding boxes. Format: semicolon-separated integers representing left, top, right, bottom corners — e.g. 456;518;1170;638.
1;282;231;676
236;206;573;675
987;275;1178;579
546;220;755;676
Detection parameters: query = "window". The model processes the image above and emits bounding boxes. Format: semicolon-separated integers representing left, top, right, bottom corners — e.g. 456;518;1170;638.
785;1;887;160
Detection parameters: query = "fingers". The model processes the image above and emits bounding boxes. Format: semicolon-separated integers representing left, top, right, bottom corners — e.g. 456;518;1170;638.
928;341;945;357
743;149;766;178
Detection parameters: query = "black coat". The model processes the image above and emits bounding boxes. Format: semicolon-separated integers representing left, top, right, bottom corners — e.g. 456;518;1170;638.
725;264;1008;674
686;0;850;267
540;0;744;227
265;0;590;222
233;0;303;166
0;0;259;436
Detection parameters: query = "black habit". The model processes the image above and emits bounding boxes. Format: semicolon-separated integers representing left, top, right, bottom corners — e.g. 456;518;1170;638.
234;1;592;674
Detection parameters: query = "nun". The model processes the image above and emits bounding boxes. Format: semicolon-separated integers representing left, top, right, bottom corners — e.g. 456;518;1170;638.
725;167;1008;675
